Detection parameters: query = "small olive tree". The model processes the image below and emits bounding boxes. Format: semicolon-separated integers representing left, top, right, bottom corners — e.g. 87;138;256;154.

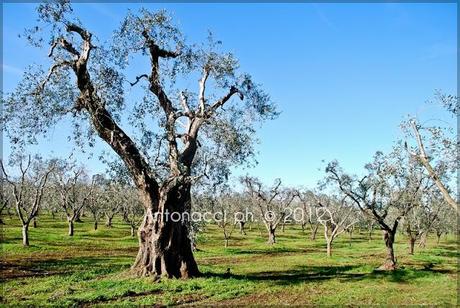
120;187;144;237
314;194;360;257
326;146;430;270
295;188;321;240
52;160;94;236
243;177;296;245
1;155;54;246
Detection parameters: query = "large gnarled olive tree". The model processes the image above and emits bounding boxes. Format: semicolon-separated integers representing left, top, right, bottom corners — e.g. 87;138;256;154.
2;2;277;278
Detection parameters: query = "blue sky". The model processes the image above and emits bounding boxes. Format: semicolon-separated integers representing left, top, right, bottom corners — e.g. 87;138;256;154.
2;3;457;187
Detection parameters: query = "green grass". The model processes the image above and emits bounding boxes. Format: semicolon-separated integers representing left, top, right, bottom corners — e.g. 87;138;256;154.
1;215;458;306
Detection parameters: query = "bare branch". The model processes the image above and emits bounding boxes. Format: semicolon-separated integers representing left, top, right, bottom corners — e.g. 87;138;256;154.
198;68;209;115
410;119;458;212
34;61;73;95
180;91;193;117
206;86;243;118
129;74;149;87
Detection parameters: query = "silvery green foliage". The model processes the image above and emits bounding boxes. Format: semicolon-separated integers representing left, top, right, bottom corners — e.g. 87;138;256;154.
401;189;449;238
3;1;124;153
1;154;55;225
111;10;278;183
2;2;278;187
51;158;93;220
325;143;430;230
402;93;458;186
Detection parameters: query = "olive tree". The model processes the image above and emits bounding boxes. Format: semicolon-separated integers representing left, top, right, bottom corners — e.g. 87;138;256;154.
100;181;123;228
314;194;360;257
326;147;429;270
402;188;444;253
243;177;296;245
295;188;320;240
86;175;105;230
213;187;242;247
121;187;144;237
0;178;12;225
404;93;458;212
431;202;456;244
2;1;277;278
53;161;94;236
0;155;54;246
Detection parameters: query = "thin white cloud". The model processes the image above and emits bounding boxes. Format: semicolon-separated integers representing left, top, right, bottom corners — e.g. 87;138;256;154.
2;64;23;76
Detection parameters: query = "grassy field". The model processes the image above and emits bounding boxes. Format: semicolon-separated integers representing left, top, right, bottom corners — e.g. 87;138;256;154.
0;215;458;306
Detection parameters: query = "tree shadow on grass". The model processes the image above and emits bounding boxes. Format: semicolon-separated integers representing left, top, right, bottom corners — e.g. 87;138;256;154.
202;263;456;286
202;265;365;286
1;256;130;281
224;247;300;256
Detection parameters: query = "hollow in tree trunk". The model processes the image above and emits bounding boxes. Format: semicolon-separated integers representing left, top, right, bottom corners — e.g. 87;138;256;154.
22;224;29;247
380;230;397;270
131;184;199;278
68;220;74;236
94;220;98;230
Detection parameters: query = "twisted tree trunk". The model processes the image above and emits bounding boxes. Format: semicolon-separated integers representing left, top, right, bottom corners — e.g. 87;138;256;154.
380;230;397;270
131;183;199;278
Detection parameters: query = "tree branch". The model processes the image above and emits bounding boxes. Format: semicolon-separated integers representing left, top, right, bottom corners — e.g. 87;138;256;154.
410;120;458;212
206;86;243;118
198;68;209;115
129;74;149;87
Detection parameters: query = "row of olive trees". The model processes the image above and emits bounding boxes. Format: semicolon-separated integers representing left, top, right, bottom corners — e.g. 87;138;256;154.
0;156;144;246
192;162;455;268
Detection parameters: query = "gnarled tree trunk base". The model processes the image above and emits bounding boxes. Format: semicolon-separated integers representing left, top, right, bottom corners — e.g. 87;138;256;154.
131;209;199;279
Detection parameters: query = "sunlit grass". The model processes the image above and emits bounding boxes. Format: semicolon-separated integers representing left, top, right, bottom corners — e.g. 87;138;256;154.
1;215;457;306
